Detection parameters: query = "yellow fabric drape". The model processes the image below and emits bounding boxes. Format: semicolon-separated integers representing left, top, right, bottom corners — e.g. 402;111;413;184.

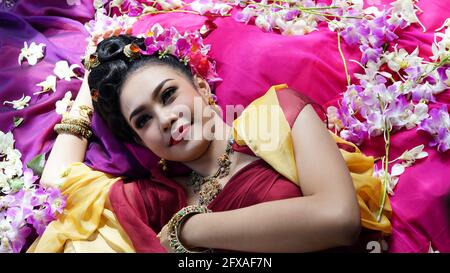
232;84;392;234
27;162;135;253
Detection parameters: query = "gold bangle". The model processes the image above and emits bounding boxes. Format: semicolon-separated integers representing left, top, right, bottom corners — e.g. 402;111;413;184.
78;105;93;121
166;205;213;253
54;123;92;139
61;115;91;129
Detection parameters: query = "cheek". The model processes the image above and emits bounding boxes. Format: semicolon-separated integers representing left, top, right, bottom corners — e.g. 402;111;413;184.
140;124;164;150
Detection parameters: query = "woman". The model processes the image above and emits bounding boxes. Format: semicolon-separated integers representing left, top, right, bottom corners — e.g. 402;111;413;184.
28;33;389;253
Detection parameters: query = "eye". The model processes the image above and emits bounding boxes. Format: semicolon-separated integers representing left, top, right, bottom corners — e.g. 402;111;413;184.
135;114;152;129
161;87;177;105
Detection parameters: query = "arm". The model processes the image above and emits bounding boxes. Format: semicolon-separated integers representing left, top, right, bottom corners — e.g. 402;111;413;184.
179;105;361;252
40;73;93;188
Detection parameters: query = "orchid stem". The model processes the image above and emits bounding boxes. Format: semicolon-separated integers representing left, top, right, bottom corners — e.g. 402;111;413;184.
337;31;351;86
376;123;390;222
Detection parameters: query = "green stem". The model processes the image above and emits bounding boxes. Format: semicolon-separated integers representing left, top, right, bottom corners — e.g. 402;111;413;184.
300;10;363;19
139;9;230;18
376;122;390;222
246;1;362;19
416;56;450;84
337;31;351;86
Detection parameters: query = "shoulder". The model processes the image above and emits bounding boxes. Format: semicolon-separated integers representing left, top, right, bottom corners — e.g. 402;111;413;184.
274;88;327;128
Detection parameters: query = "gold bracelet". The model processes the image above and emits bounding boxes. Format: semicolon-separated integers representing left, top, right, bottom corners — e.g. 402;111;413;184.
61;115;91;129
166;205;213;253
54;123;92;139
78;105;93;121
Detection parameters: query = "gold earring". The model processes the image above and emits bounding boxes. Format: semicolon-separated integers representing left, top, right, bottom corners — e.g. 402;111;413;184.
207;94;217;106
158;158;169;173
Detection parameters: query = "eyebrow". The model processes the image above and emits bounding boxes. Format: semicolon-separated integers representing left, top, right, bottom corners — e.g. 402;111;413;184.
128;78;174;123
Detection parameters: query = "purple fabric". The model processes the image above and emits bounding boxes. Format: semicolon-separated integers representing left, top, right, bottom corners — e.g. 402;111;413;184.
1;0;449;252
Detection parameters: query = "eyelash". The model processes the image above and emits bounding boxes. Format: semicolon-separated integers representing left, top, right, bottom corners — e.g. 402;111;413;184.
161;86;177;105
135;114;151;129
134;87;177;129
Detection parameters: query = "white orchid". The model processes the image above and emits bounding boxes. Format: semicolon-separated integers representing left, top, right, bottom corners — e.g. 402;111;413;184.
34;75;57;95
278;19;317;36
396;144;428;166
213;3;233;16
66;0;81;6
0;174;12;196
431;23;450;62
0;148;23;179
53;60;80;81
0;131;15;153
374;164;402;195
55;91;74;115
93;0;107;9
255;15;272;32
366;110;386;137
374;144;428;195
389;0;426;32
327;106;344;131
3;94;31;110
18;41;45;66
405;102;429;129
384;45;422;72
156;0;183;10
0;131;25;189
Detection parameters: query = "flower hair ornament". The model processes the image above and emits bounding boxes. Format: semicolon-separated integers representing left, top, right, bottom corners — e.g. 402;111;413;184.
84;24;222;104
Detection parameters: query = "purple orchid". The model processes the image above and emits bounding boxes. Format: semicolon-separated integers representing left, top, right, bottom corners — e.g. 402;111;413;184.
46;187;67;215
411;83;436;103
341;26;361;46
419;105;450;152
360;44;383;64
27;206;56;236
434;128;450;152
284;9;299;21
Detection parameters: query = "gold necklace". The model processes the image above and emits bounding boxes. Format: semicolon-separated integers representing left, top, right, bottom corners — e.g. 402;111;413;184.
188;134;234;206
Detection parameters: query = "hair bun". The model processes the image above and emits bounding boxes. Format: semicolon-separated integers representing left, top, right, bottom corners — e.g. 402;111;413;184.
96;35;145;63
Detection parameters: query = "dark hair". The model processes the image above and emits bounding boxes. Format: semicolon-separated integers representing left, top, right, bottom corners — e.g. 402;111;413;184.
88;35;195;143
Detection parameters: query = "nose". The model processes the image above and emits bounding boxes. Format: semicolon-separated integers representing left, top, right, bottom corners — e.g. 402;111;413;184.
157;107;177;133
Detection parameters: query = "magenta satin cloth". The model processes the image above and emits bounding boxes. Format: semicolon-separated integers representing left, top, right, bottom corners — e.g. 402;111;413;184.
1;0;449;252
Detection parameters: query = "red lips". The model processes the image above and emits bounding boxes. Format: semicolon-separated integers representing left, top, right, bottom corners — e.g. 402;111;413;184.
169;124;190;147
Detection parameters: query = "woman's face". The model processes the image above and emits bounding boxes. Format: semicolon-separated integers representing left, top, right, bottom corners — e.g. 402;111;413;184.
120;64;216;162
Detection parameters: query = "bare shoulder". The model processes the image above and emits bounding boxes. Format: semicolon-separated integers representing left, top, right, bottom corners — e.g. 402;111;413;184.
291;104;351;195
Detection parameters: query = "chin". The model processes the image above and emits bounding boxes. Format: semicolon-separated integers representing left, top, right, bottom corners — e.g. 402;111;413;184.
168;138;211;162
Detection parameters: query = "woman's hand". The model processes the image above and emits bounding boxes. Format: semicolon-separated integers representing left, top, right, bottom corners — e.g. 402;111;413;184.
157;223;173;253
157;214;201;253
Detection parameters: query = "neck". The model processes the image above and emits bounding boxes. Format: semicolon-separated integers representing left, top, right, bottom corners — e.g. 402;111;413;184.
183;115;233;177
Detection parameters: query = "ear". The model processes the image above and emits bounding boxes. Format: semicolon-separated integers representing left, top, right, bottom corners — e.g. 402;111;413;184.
193;74;211;99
